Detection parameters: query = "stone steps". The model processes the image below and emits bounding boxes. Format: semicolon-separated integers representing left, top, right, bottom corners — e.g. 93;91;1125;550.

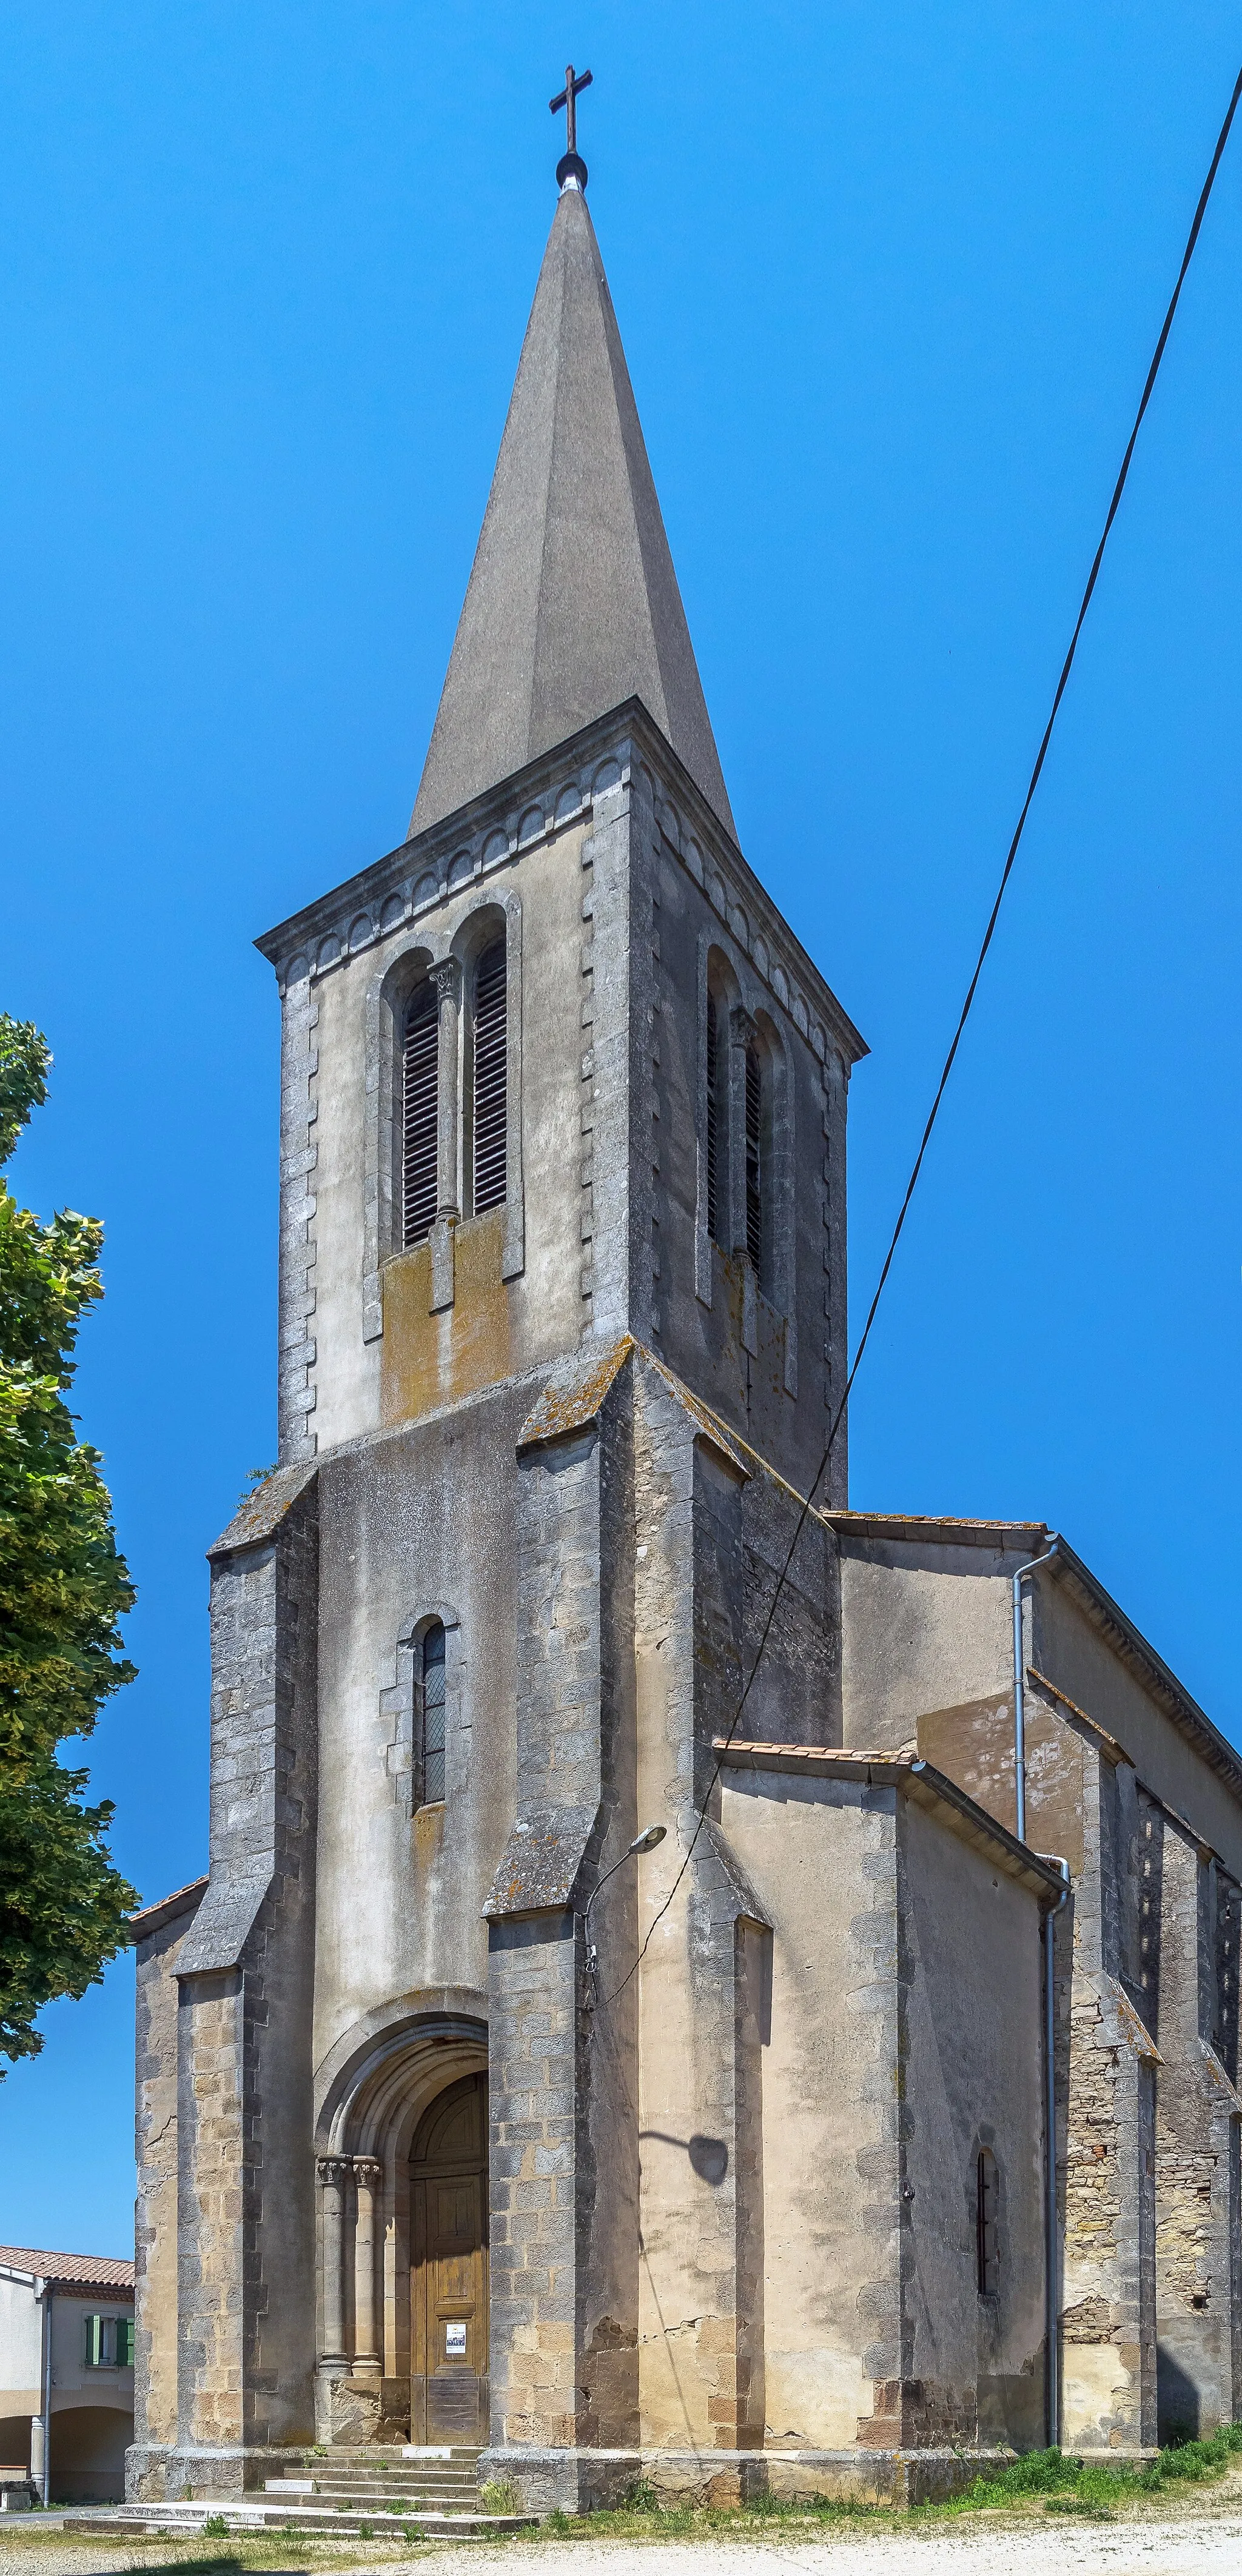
270;2446;482;2503
77;2499;534;2540
267;2470;481;2487
266;2481;482;2507
81;2441;520;2538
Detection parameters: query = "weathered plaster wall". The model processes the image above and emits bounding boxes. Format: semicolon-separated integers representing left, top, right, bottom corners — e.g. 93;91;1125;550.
303;818;589;1457
0;2276;42;2414
838;1536;1242;1882
717;1771;892;2451
838;1538;1020;1756
629;772;853;1504
267;710;861;1504
1036;1584;1242;1884
898;1799;1046;2449
311;1380;534;2068
720;1772;1049;2456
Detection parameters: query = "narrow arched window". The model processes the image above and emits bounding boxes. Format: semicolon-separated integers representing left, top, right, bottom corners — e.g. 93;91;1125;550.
745;1038;764;1280
705;977;733;1252
472;937;506;1213
706;990;721;1246
420;1622;446;1807
402;979;438;1246
976;2147;998;2295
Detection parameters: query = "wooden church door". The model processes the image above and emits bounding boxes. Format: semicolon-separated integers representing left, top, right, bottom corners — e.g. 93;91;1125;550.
410;2072;489;2442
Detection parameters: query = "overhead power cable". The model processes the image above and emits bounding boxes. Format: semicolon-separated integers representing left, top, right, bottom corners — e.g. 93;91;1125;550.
602;56;1242;2008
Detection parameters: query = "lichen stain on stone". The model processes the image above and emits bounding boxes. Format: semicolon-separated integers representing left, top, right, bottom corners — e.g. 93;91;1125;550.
380;1209;511;1426
413;1802;445;1864
518;1336;635;1448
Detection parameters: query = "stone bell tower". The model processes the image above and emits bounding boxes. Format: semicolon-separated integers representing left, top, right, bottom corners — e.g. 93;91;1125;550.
130;119;893;2512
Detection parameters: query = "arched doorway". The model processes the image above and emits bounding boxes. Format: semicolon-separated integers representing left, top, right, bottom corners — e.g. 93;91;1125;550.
411;2071;488;2441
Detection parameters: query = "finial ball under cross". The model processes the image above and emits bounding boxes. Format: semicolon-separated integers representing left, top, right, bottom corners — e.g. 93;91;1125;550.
550;62;592;191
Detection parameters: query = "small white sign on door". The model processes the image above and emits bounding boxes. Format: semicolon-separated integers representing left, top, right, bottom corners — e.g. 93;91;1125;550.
445;2322;468;2357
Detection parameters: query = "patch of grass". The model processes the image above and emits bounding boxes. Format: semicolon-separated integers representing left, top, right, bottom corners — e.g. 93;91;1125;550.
478;2480;522;2515
922;2423;1242;2520
201;2520;229;2540
523;2495;904;2544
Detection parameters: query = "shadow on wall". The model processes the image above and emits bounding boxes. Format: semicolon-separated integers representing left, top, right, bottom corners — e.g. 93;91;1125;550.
640;2130;729;2184
0;2417;30;2473
52;2406;133;2504
1156;2346;1202;2446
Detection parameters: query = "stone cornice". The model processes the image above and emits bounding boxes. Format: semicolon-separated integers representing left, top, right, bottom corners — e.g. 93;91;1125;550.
255;699;867;1074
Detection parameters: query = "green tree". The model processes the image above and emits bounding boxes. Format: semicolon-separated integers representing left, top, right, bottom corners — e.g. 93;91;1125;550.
0;1014;138;2067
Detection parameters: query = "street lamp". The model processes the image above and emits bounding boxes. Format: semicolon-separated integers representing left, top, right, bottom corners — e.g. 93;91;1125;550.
582;1824;667;1982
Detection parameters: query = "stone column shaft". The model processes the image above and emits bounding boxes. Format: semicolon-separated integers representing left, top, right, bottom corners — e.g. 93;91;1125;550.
434;958;461;1221
352;2158;383;2377
318;2158;350;2367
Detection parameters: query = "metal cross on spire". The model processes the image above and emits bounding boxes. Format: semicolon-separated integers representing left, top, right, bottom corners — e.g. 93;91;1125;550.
549;62;592;190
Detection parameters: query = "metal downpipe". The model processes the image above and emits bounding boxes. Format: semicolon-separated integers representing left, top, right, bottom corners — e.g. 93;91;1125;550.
1012;1539;1059;1842
1043;1858;1071;2449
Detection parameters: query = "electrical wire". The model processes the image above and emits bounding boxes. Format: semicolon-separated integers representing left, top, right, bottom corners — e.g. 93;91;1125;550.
601;55;1242;2009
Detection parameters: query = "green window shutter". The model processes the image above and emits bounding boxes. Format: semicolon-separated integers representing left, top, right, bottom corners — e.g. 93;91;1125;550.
84;2314;101;2367
118;2317;135;2367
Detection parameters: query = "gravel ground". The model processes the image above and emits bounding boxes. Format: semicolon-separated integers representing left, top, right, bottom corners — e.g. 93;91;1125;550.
4;2517;1242;2576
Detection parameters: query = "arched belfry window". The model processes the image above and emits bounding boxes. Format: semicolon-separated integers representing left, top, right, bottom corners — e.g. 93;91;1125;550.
745;1038;764;1278
705;974;732;1252
743;1027;779;1300
420;1622;446;1808
471;935;507;1214
402;979;438;1246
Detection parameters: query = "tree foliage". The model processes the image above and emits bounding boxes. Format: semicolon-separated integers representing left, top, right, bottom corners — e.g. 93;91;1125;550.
0;1015;138;2067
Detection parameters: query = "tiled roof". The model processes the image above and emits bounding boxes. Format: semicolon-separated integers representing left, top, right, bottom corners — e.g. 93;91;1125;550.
0;2244;133;2290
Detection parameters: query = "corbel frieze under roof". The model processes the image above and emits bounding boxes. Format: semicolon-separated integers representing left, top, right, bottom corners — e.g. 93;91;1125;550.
255;700;867;1076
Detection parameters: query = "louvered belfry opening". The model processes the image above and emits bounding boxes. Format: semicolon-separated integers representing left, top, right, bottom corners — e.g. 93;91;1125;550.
706;989;720;1246
472;937;507;1213
745;1039;764;1279
421;1622;446;1807
402;977;438;1246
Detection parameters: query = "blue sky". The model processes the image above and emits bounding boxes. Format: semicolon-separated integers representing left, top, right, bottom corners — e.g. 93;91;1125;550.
2;4;1240;2255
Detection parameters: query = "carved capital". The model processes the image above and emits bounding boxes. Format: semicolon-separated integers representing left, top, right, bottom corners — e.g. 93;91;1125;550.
317;2156;351;2190
352;2156;383;2191
432;957;462;1009
728;1002;756;1047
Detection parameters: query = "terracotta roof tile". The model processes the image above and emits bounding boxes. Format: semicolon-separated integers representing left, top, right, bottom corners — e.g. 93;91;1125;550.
0;2244;133;2289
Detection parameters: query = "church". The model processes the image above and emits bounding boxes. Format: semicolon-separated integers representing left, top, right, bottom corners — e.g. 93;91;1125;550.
128;104;1242;2512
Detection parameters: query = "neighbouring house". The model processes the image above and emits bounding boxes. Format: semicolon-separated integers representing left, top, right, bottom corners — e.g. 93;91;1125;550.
0;2247;135;2503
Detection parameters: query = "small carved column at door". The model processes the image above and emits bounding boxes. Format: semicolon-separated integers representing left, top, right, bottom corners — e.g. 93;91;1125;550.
352;2157;384;2379
317;2158;351;2367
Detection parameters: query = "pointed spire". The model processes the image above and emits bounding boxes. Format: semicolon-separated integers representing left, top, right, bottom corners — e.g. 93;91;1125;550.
410;183;736;843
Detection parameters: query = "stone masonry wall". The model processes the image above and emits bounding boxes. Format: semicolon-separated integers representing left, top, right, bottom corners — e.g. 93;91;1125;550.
172;1482;320;2487
633;1357;772;2458
486;1374;639;2472
1059;1745;1158;2450
1146;1807;1240;2438
277;968;320;1464
129;1896;204;2498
